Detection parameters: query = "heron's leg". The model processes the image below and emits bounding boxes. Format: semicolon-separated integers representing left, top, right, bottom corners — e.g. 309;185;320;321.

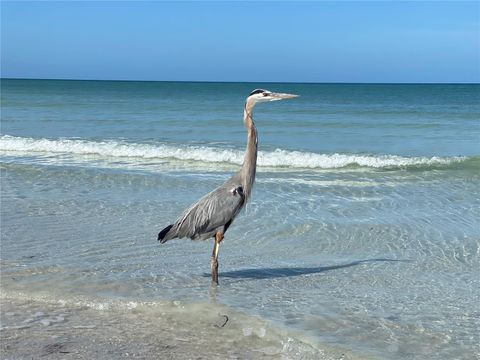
211;232;224;284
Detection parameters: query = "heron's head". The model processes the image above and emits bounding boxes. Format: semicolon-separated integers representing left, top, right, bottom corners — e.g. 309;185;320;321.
247;89;298;104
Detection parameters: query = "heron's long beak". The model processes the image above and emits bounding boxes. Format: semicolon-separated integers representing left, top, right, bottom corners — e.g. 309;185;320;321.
269;92;299;101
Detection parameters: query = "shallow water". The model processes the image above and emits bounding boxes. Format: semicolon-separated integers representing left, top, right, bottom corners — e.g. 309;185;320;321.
1;79;479;359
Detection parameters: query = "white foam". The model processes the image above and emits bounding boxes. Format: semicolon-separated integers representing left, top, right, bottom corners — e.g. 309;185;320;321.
0;135;467;170
257;148;464;169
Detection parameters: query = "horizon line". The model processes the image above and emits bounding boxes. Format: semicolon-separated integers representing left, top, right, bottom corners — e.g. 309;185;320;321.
1;77;479;86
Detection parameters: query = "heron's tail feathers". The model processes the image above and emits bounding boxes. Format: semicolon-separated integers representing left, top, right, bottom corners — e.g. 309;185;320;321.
158;224;174;243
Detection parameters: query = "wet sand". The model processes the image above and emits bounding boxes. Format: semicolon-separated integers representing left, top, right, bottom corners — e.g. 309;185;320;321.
0;295;356;360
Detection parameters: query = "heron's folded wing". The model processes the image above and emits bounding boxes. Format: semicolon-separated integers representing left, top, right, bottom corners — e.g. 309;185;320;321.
174;185;245;239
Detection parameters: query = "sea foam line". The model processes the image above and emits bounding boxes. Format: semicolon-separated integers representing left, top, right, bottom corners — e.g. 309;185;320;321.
0;135;467;169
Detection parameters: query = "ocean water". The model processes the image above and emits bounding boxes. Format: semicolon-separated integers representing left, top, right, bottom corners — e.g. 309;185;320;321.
1;79;479;359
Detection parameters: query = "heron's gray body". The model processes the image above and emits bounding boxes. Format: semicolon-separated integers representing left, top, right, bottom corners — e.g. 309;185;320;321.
159;172;247;242
157;89;297;283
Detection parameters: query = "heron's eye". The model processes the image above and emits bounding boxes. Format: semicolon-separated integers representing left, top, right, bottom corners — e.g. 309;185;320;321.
263;93;269;97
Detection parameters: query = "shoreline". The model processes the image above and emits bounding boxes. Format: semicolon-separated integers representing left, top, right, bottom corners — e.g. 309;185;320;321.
0;293;357;360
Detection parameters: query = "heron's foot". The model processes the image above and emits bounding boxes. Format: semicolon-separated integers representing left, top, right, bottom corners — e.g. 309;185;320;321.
211;256;219;284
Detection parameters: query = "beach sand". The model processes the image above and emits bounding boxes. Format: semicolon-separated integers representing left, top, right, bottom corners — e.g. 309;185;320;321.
0;294;357;360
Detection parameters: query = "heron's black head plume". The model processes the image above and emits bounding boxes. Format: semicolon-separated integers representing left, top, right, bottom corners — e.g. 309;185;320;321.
249;89;268;96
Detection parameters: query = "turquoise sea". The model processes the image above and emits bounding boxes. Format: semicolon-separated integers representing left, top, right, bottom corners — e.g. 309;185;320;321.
1;79;479;359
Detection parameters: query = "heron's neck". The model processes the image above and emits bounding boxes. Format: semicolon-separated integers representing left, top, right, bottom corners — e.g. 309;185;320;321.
240;101;258;200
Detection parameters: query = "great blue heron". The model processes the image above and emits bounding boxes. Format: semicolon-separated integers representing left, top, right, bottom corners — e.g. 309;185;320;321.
158;89;298;284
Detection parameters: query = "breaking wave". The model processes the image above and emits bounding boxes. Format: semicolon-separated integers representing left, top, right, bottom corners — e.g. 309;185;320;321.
0;135;473;170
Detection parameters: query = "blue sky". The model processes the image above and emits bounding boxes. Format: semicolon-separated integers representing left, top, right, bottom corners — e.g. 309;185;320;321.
1;1;479;83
